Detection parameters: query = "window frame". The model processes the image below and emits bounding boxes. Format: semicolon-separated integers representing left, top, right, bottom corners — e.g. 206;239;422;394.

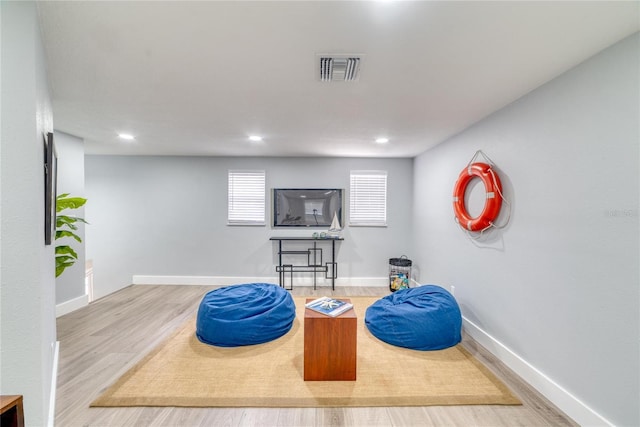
349;170;388;227
227;169;266;226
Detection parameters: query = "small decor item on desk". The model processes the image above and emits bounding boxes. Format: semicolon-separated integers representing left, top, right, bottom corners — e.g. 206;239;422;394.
305;296;353;317
327;211;342;238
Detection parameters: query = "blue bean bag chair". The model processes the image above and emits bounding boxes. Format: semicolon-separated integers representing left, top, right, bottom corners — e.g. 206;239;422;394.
365;285;462;351
196;283;296;347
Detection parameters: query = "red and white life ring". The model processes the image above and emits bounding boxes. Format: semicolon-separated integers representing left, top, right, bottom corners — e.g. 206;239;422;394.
453;162;503;232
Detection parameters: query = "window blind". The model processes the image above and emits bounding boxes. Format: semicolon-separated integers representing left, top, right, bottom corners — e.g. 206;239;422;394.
349;170;387;226
228;170;266;225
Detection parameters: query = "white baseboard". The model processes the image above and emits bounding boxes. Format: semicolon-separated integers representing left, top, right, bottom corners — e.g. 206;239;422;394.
56;294;89;317
337;277;388;287
48;341;59;427
132;275;389;288
462;317;612;427
132;275;272;286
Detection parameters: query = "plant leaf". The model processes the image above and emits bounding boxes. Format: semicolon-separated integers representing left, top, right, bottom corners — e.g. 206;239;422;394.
55;255;76;277
55;230;82;243
56;215;75;225
55;245;78;259
57;215;89;227
67;216;88;224
56;195;87;212
56;218;78;230
56;255;76;264
56;262;74;277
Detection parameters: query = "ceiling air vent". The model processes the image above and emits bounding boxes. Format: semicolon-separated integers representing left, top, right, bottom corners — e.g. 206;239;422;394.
319;56;361;82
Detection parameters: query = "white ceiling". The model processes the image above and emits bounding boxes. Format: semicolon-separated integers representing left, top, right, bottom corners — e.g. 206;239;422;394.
38;1;639;158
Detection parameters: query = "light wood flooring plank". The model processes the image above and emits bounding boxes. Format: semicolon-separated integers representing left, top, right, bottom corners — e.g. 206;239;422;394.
55;284;578;426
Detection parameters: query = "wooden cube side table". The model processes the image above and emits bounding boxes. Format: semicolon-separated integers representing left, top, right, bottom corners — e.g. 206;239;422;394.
0;395;24;427
304;298;357;381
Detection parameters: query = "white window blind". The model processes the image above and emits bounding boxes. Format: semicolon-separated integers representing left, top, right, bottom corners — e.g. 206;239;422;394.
228;170;266;225
349;170;387;226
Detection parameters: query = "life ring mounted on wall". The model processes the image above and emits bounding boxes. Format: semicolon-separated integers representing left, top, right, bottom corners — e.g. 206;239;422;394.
452;161;505;233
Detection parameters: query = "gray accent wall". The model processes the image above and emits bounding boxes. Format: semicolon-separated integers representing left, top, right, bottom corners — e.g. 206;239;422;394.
85;156;413;299
0;2;57;425
412;33;639;426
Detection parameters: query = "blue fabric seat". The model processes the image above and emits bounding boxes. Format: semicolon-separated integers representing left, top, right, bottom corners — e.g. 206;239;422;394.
365;285;462;351
196;283;296;347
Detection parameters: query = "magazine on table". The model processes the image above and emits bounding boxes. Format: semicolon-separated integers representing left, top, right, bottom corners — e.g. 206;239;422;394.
305;296;353;317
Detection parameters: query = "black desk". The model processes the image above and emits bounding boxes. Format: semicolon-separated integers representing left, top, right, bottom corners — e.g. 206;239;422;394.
270;237;343;290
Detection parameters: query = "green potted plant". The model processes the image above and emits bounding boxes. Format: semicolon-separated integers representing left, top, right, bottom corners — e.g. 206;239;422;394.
55;193;88;277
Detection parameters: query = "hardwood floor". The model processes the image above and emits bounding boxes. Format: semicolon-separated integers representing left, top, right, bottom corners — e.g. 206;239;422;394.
55;285;577;426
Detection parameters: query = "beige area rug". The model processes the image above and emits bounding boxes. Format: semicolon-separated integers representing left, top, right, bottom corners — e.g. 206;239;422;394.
91;297;520;408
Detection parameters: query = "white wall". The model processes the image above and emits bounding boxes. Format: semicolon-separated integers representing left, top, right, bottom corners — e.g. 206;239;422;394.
54;131;86;306
85;156;413;299
412;33;639;426
0;2;58;426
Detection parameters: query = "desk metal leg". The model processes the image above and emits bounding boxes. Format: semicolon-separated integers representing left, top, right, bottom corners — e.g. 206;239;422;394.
313;241;317;290
278;240;283;287
332;240;336;290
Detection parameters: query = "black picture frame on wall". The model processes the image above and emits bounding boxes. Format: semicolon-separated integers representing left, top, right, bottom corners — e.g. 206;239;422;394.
44;131;57;245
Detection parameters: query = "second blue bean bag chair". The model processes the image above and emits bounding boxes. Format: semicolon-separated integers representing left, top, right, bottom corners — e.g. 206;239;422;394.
196;283;296;347
365;285;462;351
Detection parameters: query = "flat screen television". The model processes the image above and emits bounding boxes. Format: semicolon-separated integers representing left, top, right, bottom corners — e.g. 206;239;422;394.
273;188;343;227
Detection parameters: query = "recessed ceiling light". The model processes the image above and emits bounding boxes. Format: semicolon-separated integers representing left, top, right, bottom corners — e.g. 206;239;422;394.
248;135;263;142
375;137;389;144
118;133;135;141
